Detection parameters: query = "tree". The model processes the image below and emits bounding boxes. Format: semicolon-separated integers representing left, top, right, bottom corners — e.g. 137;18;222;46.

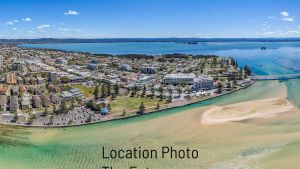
176;87;182;95
100;83;106;98
141;85;146;97
60;100;68;114
244;65;251;76
114;83;120;96
150;87;155;99
107;82;111;96
122;109;126;116
60;76;70;83
71;98;76;110
156;102;160;110
107;104;112;111
215;82;223;93
41;107;49;117
94;85;100;99
138;101;145;114
158;85;164;100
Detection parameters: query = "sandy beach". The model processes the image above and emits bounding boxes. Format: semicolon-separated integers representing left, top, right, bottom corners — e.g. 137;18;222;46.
201;98;295;124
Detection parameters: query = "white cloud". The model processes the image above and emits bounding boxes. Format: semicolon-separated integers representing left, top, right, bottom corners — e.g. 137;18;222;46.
37;24;50;29
12;27;17;30
281;11;289;17
64;10;79;15
22;17;32;22
282;17;294;22
27;30;35;34
14;20;19;23
7;21;14;25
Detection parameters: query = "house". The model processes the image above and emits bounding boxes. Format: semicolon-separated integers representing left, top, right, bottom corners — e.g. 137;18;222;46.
32;95;42;108
37;77;45;84
19;85;27;93
0;95;7;112
11;86;19;96
21;93;31;110
9;96;18;111
40;94;51;107
0;86;9;95
50;93;61;105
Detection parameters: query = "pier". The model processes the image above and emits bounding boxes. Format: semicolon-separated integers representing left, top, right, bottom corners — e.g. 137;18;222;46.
252;74;300;80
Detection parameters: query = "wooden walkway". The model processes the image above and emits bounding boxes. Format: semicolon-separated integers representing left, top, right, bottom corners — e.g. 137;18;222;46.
252;74;300;80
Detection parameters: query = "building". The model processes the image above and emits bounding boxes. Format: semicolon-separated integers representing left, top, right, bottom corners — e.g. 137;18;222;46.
55;58;68;65
0;95;7;112
0;55;3;68
141;67;156;74
135;76;154;86
11;86;19;96
37;77;45;84
21;93;31;110
61;91;73;100
193;76;214;91
40;94;51;107
9;96;18;111
0;86;9;95
48;72;58;82
32;95;42;108
12;62;22;71
163;73;196;85
50;93;61;105
5;72;17;85
87;63;98;70
120;64;132;71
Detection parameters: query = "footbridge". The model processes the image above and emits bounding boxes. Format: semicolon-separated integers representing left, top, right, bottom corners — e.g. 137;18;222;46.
252;74;300;81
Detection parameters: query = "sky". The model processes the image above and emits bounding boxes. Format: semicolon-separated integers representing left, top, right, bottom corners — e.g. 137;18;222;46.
1;0;300;38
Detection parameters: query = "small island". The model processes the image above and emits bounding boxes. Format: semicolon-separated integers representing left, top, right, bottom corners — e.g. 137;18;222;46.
0;44;252;127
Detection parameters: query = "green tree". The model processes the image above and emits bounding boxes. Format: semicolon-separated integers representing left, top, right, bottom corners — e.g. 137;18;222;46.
141;85;146;98
156;102;160;110
138;101;145;114
114;83;120;96
100;83;106;98
158;85;164;101
60;100;68;114
94;85;100;99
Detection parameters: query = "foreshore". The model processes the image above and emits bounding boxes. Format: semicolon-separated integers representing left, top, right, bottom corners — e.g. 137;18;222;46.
0;82;255;128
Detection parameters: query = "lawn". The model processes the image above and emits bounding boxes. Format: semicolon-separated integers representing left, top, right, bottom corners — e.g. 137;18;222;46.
110;96;162;114
71;84;95;98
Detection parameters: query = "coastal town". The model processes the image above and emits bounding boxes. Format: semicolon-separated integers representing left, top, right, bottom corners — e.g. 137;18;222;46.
0;44;252;127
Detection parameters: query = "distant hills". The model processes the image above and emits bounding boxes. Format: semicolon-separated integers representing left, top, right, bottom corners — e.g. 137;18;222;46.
1;38;300;44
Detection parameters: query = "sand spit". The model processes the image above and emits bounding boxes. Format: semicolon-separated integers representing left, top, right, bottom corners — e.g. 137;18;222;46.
201;98;295;125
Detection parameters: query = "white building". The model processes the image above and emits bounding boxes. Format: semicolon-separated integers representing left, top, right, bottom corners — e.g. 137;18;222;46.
135;76;153;86
163;73;196;85
0;55;3;68
193;76;214;91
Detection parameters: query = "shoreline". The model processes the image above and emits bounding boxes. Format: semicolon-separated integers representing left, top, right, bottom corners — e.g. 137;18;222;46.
0;82;255;128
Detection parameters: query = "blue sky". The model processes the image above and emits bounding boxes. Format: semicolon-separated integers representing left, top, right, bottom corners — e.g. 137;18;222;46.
1;0;300;38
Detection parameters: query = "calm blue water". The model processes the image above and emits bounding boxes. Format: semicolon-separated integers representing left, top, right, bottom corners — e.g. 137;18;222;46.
21;42;300;75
